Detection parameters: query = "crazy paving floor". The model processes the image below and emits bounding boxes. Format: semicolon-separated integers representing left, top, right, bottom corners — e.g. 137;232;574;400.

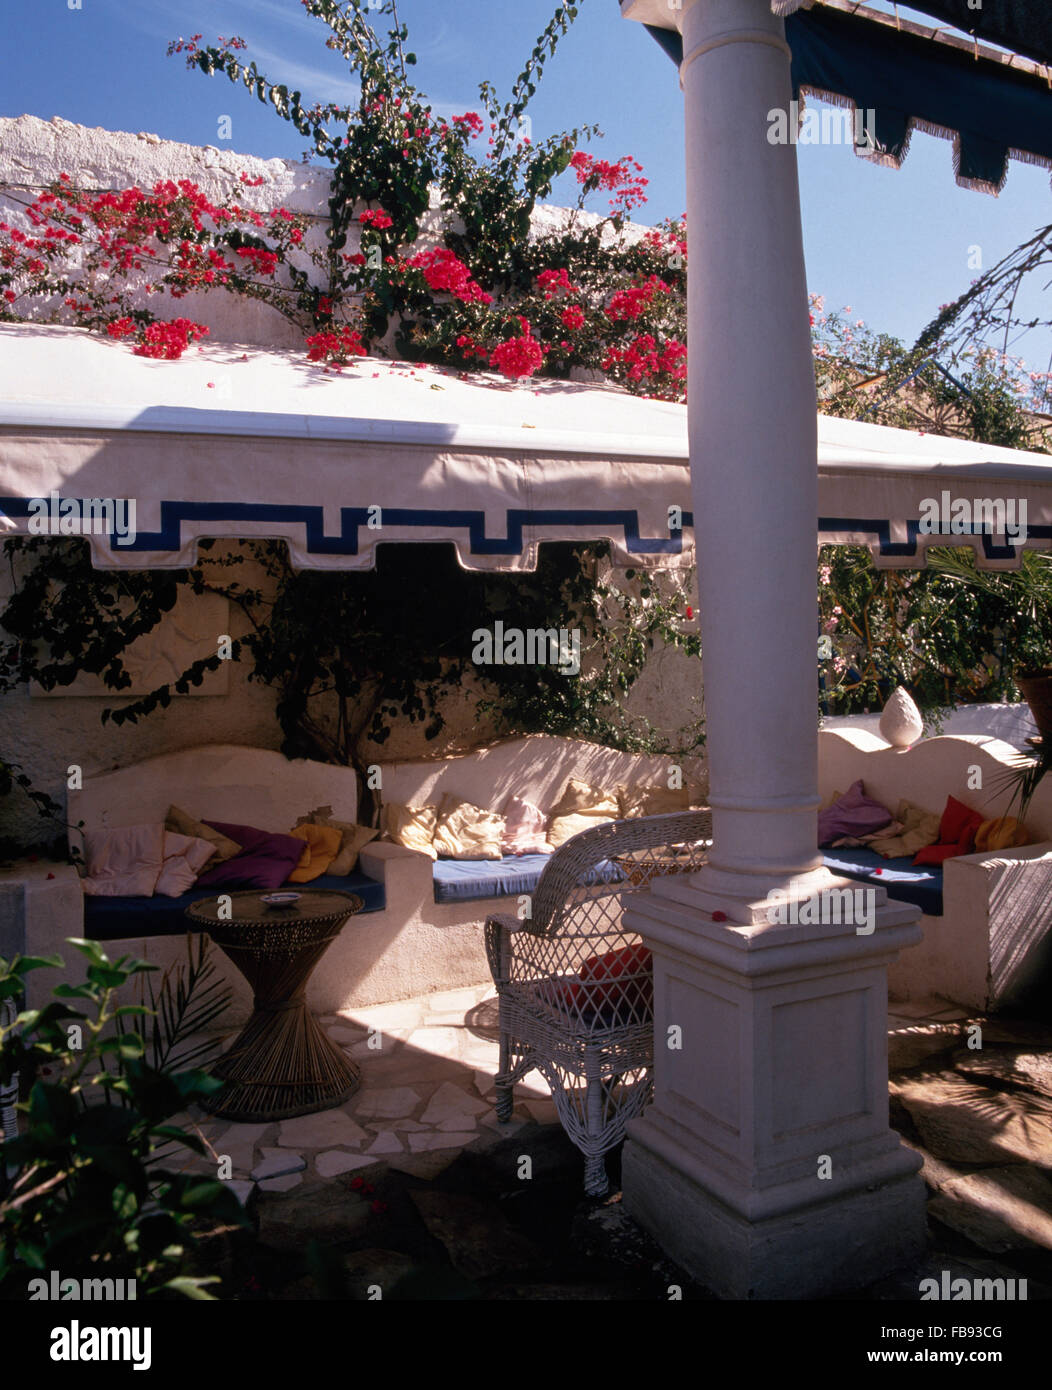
170;987;1052;1299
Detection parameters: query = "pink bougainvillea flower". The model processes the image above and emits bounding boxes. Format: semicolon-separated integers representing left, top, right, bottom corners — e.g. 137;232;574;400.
408;247;491;305
359;208;393;229
491;322;545;380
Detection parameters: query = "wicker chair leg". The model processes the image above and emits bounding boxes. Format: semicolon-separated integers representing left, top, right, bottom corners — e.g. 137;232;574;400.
583;1053;609;1196
495;1031;514;1121
583;1153;609;1198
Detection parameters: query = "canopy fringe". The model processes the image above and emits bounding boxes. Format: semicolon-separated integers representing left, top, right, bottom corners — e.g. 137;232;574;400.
796;85;1052;195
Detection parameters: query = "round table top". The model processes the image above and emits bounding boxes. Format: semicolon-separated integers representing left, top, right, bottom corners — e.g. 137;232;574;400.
185;888;363;929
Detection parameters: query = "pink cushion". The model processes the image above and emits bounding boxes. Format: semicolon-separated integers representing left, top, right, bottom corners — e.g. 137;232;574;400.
195;821;305;890
817;780;893;846
501;796;551;856
155;831;216;897
82;824;165;897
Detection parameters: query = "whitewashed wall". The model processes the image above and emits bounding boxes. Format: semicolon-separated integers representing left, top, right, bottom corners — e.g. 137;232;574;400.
0;115;700;848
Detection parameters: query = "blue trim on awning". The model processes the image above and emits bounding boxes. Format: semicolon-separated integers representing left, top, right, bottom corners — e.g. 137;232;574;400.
818;517;1052;563
0;498;695;559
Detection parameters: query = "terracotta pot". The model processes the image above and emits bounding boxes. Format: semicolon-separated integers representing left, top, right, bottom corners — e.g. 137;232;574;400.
1017;668;1052;738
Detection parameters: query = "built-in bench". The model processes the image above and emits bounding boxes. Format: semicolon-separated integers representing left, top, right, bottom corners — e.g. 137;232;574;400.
820;848;943;917
12;736;703;1020
818;728;1052;1011
82;869;386;940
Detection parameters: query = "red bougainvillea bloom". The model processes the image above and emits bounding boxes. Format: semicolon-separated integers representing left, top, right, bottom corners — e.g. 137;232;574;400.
491;319;545;380
686;606;694;620
452;111;485;136
560;304;585;331
408;247;491;305
606;275;670;322
537;268;579;299
359;208;393;229
570;151;649;214
134;318;210;359
3;289;15;303
711;910;727;922
105;317;136;340
305;324;367;368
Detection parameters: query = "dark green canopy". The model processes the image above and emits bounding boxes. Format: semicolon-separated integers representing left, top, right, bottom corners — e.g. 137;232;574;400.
870;1;1052;66
639;0;1052;193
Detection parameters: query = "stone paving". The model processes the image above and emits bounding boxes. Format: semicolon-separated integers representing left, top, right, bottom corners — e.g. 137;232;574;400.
176;983;554;1200
169;988;1052;1298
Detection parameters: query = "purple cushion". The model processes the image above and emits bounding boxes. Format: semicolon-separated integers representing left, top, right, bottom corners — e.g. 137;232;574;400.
817;780;893;847
195;821;305;890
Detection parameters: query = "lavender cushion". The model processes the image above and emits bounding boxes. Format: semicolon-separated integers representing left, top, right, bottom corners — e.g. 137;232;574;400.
817;781;893;847
194;821;305;890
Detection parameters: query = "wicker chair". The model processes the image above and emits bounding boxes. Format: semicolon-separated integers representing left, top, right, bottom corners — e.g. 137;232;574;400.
484;810;712;1197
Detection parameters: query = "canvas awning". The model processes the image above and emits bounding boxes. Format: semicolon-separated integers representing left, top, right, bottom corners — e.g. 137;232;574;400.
0;324;694;574
640;0;1052;193
1;325;1050;574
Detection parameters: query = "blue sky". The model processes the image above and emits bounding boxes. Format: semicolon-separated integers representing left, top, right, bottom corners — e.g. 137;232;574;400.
1;0;1049;367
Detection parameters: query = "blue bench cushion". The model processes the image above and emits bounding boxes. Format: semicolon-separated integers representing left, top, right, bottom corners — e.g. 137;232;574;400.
81;869;385;942
821;848;943;916
432;853;625;905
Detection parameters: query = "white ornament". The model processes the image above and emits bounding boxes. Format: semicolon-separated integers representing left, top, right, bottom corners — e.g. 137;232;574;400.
879;687;923;748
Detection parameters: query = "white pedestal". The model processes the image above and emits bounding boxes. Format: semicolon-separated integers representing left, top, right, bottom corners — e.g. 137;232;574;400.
623;874;927;1299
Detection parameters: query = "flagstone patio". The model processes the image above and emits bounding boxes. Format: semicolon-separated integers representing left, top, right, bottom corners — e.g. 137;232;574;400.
170;986;1052;1298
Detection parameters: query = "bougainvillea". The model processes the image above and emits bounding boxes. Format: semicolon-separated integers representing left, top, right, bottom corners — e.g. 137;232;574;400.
0;1;690;396
490;319;546;379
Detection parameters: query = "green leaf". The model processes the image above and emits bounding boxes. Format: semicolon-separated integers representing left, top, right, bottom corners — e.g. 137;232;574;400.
161;1276;220;1301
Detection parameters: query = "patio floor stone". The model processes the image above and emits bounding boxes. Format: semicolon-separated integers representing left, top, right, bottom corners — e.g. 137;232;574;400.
927;1165;1052;1253
171;984;1050;1298
352;1086;422;1119
276;1110;369;1149
315;1149;379;1178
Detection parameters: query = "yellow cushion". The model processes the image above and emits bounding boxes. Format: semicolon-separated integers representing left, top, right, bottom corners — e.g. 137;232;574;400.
869;800;941;858
618;784;690;818
286;822;343;883
547;777;620;849
550;778;620;818
432;794;505;860
295;812;378;876
165;804;242;868
974;816;1031;853
381;803;439;859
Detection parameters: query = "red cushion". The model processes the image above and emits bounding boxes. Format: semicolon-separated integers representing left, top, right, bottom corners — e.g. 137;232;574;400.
912;796;983;867
938;795;983;852
552;943;653;1016
912;842;968;866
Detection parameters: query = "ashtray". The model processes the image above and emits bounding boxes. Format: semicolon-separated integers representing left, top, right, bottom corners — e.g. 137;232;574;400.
261;892;301;908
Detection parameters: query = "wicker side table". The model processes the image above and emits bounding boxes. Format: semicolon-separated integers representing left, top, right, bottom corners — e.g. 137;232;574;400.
185;889;363;1122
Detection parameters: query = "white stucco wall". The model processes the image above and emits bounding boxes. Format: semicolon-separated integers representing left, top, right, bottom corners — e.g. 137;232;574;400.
0;115;702;849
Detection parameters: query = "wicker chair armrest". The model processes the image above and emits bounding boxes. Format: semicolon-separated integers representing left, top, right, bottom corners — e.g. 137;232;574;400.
484;911;529;983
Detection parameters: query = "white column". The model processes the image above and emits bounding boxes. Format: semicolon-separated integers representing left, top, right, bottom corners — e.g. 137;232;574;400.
619;0;926;1298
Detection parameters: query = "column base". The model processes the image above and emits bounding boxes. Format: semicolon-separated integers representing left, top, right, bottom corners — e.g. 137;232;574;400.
624;1124;927;1299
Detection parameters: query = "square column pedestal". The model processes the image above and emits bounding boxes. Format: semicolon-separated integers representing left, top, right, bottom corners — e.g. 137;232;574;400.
622;868;928;1299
